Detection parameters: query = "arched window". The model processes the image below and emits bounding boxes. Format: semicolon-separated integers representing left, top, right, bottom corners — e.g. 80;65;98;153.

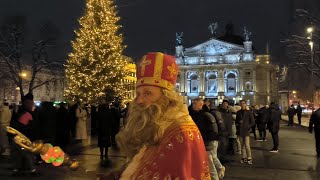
189;74;199;93
245;81;252;91
207;74;217;93
187;72;199;93
227;73;236;92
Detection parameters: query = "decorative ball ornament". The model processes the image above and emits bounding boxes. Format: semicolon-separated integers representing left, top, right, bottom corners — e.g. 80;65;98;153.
6;127;79;170
40;144;65;166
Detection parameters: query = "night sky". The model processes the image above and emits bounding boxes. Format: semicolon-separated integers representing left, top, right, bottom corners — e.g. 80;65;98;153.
0;0;319;63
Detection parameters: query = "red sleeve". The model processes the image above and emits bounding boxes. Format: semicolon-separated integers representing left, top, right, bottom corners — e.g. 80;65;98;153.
135;123;210;180
18;112;33;125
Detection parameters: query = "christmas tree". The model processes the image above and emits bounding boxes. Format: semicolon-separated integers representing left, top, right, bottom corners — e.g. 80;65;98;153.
65;0;130;103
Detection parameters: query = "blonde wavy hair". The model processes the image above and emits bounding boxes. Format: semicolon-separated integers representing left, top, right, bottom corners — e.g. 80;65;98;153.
116;89;184;160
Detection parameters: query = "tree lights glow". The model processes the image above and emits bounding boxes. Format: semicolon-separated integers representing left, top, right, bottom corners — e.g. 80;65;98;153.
65;0;130;103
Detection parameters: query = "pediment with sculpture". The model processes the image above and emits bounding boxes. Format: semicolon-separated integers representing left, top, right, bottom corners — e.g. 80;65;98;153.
184;38;244;56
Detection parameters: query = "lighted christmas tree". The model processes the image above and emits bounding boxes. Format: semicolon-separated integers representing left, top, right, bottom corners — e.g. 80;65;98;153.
65;0;130;103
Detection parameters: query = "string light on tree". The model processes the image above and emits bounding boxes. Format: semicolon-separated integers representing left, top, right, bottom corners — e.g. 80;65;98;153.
65;0;131;103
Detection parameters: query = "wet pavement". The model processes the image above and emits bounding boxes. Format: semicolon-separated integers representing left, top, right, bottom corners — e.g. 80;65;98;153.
223;121;320;180
0;121;319;180
281;114;310;127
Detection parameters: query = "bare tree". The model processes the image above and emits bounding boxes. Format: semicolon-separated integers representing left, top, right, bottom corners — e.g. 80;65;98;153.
282;9;320;80
0;16;63;99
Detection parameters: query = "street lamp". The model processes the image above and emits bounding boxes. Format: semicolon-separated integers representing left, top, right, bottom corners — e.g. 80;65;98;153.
307;26;314;111
20;72;27;78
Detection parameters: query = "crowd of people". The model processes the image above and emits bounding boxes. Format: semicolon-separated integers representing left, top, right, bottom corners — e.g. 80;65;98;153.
287;104;303;126
188;98;282;179
0;93;126;175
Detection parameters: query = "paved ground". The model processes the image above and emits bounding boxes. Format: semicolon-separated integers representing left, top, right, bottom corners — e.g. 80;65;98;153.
0;120;319;180
223;121;319;180
281;114;310;127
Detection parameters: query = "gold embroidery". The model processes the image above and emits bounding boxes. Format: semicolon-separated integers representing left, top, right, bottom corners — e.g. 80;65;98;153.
135;120;198;167
164;174;172;180
174;178;180;180
139;58;152;76
167;63;177;78
201;172;211;180
166;142;174;150
154;52;164;78
152;172;160;180
196;131;201;140
176;134;184;143
136;77;175;90
188;129;194;140
201;162;211;180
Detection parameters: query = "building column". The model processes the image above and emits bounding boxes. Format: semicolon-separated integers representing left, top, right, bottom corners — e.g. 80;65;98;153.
218;69;224;92
238;69;243;92
199;70;205;96
180;70;185;93
184;71;188;93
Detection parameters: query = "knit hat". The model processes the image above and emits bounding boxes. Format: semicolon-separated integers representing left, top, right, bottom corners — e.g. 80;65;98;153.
136;52;178;91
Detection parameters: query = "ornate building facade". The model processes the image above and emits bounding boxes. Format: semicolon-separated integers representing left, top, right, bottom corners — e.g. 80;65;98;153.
175;37;278;106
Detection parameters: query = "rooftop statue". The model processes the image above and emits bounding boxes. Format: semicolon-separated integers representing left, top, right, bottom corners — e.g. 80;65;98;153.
176;32;183;46
208;22;218;37
243;26;252;41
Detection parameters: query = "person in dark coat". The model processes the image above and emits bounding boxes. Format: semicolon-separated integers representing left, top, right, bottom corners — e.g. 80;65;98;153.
68;103;78;138
236;100;255;165
268;103;281;152
217;100;233;162
121;103;130;127
251;106;258;140
36;101;57;144
97;103;112;164
202;99;211;112
296;104;303;125
189;98;225;180
11;93;37;175
309;107;320;158
55;102;69;148
90;105;97;135
110;102;121;148
257;105;268;141
287;104;296;126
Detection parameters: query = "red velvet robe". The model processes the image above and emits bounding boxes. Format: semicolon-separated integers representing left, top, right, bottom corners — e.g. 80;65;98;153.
120;114;210;180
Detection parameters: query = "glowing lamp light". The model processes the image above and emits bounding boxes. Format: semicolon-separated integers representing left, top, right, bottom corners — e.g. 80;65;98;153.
307;27;313;33
309;41;314;48
21;72;27;77
292;90;297;94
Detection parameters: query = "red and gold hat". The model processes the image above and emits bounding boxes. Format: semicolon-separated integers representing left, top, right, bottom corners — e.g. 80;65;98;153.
136;52;178;91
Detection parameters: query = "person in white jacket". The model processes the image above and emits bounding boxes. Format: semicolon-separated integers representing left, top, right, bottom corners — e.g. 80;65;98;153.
75;102;88;145
0;102;12;155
